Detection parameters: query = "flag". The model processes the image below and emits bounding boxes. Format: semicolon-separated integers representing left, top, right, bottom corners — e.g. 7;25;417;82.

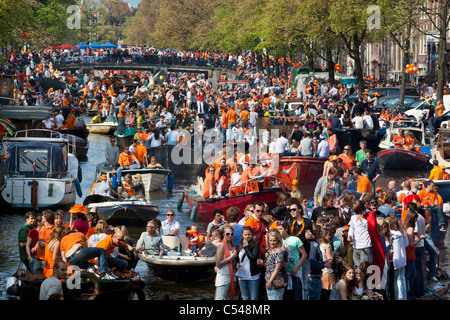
33;159;37;171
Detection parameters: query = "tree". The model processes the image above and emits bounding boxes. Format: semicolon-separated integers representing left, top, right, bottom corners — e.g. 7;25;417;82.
419;0;450;102
123;0;162;45
378;0;422;107
328;0;381;95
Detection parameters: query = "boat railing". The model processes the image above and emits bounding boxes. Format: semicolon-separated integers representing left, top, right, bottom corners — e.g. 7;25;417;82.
12;129;77;155
238;175;287;194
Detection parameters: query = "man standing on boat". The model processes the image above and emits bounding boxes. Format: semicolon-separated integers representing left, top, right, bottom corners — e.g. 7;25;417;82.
359;150;381;195
105;137;120;168
116;146;141;186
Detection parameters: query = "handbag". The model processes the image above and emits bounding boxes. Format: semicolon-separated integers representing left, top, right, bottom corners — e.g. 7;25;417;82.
270;270;287;290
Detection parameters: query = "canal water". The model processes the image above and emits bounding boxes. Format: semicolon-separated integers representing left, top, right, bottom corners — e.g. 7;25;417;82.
0;116;448;300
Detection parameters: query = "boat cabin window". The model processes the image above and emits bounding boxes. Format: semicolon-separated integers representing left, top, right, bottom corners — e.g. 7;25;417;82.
19;149;48;172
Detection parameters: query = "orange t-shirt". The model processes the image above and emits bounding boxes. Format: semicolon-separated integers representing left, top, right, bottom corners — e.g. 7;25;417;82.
392;135;404;148
240;110;249;121
66;117;75;130
123;181;135;197
43;240;59;278
60;231;86;255
86;227;96;239
357;175;372;194
202;174;216;200
134;145;147;163
418;189;440;206
36;224;55;260
338;154;355;172
245;215;266;248
119;152;138;167
96;235;125;258
118;104;126;118
226;109;237;124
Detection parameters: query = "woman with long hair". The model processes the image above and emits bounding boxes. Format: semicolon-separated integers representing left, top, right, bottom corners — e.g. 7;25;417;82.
338;145;355;173
88;220;109;248
264;228;286;300
235;226;261;300
339;192;356;224
216;165;230;197
386;215;408;300
215;225;238;300
319;223;336;300
43;226;67;278
330;265;356;300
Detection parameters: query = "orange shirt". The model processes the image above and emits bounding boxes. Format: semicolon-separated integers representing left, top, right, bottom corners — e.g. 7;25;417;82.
36;224;55;260
226;109;237;124
401;209;430;224
66;117;75;130
118;152;138;167
338;154;355;172
202;174;216;200
43;240;59;278
118;104;126;118
95;235;125;258
123;181;135;197
86;227;96;239
392;135;404;148
60;231;86;255
245;215;266;247
418;189;440;206
357;175;372;194
240;110;249;121
134;145;147;163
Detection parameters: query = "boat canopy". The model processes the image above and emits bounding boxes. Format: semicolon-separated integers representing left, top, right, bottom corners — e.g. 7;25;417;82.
4;141;68;178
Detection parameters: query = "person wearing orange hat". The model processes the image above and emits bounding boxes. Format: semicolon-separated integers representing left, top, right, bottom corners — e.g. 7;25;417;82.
66;204;90;235
91;174;122;199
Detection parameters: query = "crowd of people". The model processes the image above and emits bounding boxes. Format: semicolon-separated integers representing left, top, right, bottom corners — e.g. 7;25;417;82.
10;45;449;301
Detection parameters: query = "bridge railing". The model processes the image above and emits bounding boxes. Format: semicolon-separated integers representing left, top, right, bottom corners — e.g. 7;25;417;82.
53;54;239;71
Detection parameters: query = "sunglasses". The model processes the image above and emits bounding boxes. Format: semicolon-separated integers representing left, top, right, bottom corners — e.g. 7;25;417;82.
276;220;287;226
289;208;297;212
225;232;234;236
167;214;174;216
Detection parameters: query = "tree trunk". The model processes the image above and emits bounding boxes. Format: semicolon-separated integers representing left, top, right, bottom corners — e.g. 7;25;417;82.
437;2;448;102
256;52;263;72
265;54;271;79
352;45;365;96
275;58;280;78
326;49;335;86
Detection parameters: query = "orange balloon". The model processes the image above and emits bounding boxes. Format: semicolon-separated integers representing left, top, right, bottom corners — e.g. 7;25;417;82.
406;64;411;69
413;66;418;72
405;136;412;145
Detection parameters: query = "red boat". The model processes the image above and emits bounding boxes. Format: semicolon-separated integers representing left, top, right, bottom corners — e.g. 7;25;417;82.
276;156;326;197
376;148;430;171
181;176;285;223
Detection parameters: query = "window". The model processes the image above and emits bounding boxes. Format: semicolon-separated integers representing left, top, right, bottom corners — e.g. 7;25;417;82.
19;149;48;172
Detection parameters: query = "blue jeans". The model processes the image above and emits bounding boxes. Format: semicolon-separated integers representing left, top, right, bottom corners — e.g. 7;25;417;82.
117;164;139;182
405;260;416;300
393;266;407;300
107;256;128;273
427;206;446;227
237;278;260;300
117;117;125;135
414;247;425;298
424;236;438;277
266;285;285;300
68;247;108;274
307;277;322;300
302;260;311;300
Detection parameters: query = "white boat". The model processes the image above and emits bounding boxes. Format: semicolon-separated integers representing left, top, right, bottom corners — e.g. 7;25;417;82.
378;119;428;150
86;115;118;135
139;235;216;282
1;129;81;209
95;162;173;194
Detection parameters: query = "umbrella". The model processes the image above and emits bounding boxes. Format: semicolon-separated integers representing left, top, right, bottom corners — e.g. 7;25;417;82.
77;42;89;48
60;43;77;49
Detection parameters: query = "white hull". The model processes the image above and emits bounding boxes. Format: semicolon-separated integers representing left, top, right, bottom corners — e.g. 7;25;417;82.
1;177;77;208
86;123;118;134
144;172;168;192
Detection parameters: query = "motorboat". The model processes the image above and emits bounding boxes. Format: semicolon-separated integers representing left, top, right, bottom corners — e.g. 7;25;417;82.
86;115;118;135
182;176;285;222
83;194;159;227
276;155;326;196
377;119;431;171
1;129;81;209
95;161;173;193
139;235;216;282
